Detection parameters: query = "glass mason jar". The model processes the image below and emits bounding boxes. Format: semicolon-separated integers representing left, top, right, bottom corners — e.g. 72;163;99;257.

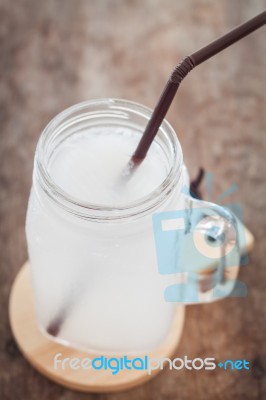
26;99;240;354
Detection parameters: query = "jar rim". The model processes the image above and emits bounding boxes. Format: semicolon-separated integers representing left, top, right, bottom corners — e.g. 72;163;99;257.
35;98;183;221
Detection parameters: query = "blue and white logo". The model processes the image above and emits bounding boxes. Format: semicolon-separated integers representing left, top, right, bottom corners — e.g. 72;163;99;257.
152;173;248;303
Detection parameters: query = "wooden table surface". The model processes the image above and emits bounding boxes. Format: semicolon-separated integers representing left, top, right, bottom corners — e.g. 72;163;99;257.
0;1;266;399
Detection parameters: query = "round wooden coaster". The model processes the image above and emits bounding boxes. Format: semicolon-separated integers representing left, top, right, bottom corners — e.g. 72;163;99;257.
9;262;185;393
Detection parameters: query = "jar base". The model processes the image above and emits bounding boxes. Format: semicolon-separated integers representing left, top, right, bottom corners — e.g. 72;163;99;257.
9;261;186;393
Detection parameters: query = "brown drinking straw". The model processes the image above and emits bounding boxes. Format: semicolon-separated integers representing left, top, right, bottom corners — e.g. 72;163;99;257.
131;10;266;166
47;10;265;337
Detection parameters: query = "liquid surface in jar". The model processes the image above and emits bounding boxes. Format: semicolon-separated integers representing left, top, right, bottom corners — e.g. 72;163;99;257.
49;126;170;206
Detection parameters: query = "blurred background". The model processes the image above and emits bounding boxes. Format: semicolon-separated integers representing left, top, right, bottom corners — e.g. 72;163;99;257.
0;0;266;399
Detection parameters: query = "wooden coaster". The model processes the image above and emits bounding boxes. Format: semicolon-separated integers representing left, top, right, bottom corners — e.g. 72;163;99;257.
9;262;186;393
